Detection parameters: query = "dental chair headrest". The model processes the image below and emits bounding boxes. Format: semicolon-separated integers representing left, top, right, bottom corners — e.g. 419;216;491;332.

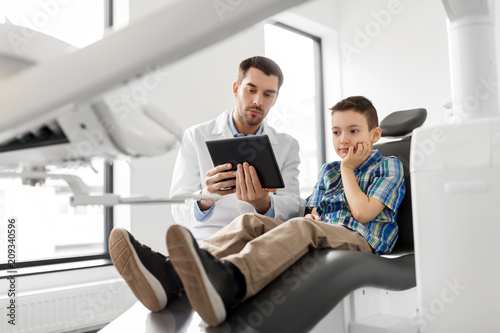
380;108;427;137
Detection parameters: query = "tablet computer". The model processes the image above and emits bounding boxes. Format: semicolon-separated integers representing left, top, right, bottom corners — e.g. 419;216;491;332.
205;135;285;189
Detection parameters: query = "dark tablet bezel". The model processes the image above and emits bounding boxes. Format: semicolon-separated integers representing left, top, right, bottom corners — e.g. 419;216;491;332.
205;135;285;189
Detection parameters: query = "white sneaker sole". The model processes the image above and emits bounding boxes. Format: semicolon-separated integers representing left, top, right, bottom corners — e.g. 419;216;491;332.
109;228;167;312
167;225;226;327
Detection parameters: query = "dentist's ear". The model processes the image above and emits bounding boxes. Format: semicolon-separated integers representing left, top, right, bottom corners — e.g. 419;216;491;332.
233;81;239;97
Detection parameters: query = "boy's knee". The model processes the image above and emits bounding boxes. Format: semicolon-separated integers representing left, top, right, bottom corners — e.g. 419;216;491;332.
235;213;280;235
236;213;265;228
285;217;320;234
287;216;312;225
242;212;261;219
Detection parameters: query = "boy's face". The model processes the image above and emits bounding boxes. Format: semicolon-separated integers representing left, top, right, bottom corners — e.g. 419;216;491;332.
331;109;381;159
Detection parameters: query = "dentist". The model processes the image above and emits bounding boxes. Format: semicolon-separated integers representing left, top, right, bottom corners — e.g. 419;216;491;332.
169;56;305;240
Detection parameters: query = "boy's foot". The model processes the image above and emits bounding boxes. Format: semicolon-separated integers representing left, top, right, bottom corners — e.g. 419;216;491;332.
166;225;237;327
109;228;181;312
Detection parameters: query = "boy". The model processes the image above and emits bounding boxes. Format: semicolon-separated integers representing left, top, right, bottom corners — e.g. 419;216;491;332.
165;96;406;326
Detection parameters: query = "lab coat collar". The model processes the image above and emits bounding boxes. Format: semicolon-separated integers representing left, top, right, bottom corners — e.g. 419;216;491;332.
212;110;234;138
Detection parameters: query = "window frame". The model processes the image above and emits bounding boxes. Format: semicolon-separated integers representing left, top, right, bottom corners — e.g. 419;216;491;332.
267;21;327;180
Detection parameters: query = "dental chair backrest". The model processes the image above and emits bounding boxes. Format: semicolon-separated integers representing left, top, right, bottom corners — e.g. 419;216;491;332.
374;108;427;255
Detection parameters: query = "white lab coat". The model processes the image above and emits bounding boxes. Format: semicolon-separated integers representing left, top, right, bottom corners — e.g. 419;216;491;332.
170;110;305;240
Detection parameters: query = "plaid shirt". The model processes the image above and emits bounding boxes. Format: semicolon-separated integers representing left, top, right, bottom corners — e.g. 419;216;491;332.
307;149;405;255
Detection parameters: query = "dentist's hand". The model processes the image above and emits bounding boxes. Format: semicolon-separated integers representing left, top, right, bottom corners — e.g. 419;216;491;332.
236;162;273;214
198;163;236;211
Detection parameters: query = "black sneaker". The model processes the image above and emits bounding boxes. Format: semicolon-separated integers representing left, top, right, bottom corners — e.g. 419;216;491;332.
166;224;237;327
109;228;180;312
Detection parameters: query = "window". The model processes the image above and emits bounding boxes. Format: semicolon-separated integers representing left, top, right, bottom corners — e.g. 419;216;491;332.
265;23;325;197
0;1;113;269
0;163;109;265
0;0;107;48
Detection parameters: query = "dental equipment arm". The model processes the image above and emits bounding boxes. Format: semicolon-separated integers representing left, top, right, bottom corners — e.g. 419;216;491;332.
0;0;310;205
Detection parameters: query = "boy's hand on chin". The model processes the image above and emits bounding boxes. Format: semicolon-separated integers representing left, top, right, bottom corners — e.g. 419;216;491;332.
341;142;371;170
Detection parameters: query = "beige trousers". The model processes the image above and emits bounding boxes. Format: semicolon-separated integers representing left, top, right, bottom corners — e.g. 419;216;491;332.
200;213;372;301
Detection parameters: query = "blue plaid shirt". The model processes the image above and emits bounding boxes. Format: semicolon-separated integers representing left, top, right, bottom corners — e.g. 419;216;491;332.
307;149;405;254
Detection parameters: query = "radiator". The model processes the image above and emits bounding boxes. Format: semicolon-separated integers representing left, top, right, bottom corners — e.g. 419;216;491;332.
0;279;136;333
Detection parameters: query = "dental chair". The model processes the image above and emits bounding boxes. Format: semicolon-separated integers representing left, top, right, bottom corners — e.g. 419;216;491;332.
103;108;427;332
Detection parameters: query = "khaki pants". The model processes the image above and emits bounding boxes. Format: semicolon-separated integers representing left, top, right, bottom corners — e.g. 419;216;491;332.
200;213;372;301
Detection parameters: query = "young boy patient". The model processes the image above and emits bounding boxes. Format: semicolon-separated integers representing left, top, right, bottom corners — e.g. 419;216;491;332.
109;96;405;327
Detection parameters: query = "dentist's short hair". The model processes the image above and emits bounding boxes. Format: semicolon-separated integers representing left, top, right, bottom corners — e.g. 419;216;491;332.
238;56;284;91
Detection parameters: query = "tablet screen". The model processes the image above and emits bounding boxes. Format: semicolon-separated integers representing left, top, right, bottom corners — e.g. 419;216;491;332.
205;135;285;189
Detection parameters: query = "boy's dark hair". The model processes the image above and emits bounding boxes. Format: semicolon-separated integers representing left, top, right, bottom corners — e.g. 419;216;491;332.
238;56;284;91
330;96;379;130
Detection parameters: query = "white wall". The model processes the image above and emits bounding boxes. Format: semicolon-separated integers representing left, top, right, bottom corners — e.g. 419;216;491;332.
337;0;451;127
270;0;454;161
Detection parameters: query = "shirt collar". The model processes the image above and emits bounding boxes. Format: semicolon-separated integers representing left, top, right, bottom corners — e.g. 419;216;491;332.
228;110;264;137
356;149;382;172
